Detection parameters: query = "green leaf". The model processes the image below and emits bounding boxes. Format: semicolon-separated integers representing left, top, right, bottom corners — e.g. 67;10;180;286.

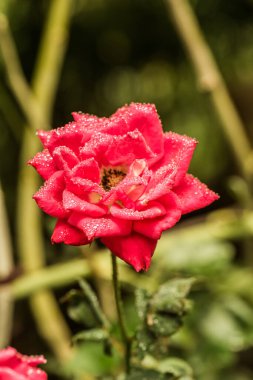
72;328;109;343
150;278;194;315
135;288;150;323
157;357;193;377
125;367;168;380
147;313;182;337
64;342;120;376
67;297;98;327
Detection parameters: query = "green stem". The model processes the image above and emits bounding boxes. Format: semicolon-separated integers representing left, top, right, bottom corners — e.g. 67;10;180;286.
111;254;132;374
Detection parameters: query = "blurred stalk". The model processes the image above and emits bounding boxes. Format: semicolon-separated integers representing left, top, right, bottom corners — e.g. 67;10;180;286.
0;183;14;348
111;254;132;373
0;81;23;141
165;0;252;183
0;14;48;132
14;0;73;362
12;259;91;300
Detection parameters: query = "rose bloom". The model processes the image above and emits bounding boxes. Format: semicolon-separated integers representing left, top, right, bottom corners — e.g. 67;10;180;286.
30;103;218;271
0;347;47;380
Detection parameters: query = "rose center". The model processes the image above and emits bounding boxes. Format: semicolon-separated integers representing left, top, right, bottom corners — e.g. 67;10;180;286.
101;167;127;191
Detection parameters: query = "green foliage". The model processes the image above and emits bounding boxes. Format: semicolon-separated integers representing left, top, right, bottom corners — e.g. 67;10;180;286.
154;234;253;380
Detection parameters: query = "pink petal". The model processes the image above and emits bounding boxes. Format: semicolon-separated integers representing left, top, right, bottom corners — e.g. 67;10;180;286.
152;132;197;185
66;176;104;197
105;103;164;158
28;149;56;180
51;219;88;245
0;368;26;380
23;356;46;366
173;174;219;214
105;129;155;166
37;122;88;156
72;112;102;125
0;348;47;380
139;164;177;203
110;201;166;220
62;190;107;217
134;193;182;239
52;146;79;170
68;213;132;241
101;233;157;272
0;347;16;365
70;158;100;183
33;171;67;218
102;174;149;208
80;133;112;165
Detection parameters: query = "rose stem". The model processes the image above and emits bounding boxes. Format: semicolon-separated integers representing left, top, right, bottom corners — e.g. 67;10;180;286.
111;253;132;374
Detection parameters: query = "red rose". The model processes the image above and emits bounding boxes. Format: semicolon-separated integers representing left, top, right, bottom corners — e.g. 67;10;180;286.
30;103;218;271
0;347;47;380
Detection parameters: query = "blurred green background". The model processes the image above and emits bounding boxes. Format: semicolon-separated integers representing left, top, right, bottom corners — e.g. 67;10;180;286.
1;0;253;379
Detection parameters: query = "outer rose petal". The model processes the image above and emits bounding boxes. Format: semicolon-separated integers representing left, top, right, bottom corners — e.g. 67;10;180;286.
0;368;26;380
152;132;197;185
68;213;132;241
134;193;182;239
37;122;88;155
33;171;66;218
101;234;157;272
0;348;47;380
173;174;219;214
28;149;56;180
51;219;88;245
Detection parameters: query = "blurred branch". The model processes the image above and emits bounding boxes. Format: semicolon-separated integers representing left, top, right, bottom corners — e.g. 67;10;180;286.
0;81;23;141
0;183;14;348
12;259;91;300
165;0;252;181
15;0;74;362
0;13;49;131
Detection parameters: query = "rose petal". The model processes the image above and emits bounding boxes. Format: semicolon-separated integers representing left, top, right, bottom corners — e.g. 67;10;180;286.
33;171;66;218
173;174;219;214
105;103;164;158
0;348;47;380
105;129;155;166
139;164;176;203
0;368;27;380
134;193;182;239
70;158;100;183
68;213;132;240
110;201;166;220
28;149;56;180
101;233;157;271
63;190;107;216
152;132;197;185
51;219;88;245
52;146;79;170
80;133;112;165
37;122;88;155
66;176;104;197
